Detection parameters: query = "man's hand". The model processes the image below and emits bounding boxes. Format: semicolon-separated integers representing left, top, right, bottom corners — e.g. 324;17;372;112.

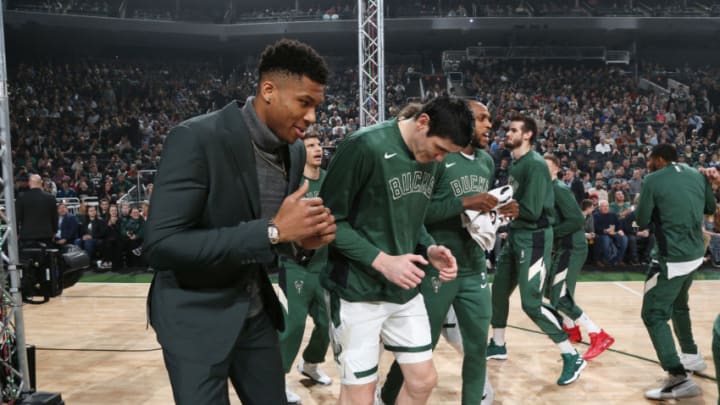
372;251;427;290
463;193;498;213
428;245;457;281
498;200;519;219
273;181;335;243
299;207;336;249
637;230;650;238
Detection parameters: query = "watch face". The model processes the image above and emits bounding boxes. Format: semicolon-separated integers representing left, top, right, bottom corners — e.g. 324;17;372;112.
268;225;280;243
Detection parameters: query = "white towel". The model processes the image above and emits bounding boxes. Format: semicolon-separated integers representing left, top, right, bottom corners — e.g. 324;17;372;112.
462;185;514;251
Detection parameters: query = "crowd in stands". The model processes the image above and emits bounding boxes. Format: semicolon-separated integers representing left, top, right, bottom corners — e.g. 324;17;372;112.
5;54;720;272
9;0;720;20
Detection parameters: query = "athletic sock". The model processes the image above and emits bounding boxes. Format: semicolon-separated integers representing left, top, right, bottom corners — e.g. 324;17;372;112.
561;314;575;329
557;340;575;354
493;328;506;346
575;312;601;334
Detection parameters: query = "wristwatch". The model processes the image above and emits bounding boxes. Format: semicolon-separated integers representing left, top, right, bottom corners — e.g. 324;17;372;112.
268;219;280;245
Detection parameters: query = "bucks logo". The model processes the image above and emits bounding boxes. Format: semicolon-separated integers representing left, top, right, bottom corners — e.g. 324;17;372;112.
431;276;442;293
480;271;488;289
294;280;304;294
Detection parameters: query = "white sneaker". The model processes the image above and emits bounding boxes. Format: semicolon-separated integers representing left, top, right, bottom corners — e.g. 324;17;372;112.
96;260;103;269
680;351;708;372
481;375;494;405
644;373;701;400
286;390;302;404
298;359;332;385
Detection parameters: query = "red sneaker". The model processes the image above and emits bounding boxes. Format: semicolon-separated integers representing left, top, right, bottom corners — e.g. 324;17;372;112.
584;329;615;360
563;325;582;343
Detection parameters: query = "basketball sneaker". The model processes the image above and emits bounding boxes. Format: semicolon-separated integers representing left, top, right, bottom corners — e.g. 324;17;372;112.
286;390;302;404
680;351;708;372
481;374;494;405
486;338;508;360
583;329;615;360
644;373;701;400
297;359;332;385
557;350;587;385
563;324;582;343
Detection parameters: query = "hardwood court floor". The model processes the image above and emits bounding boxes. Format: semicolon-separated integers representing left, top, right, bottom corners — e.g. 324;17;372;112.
21;281;720;404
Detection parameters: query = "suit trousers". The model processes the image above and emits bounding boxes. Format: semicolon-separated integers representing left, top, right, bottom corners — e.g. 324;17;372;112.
162;310;287;405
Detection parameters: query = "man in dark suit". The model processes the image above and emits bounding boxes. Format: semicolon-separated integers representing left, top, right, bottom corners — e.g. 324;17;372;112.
16;174;57;247
55;203;80;248
143;39;336;405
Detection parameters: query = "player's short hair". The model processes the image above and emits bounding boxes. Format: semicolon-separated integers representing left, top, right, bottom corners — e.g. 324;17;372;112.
650;143;678;163
543;153;560;168
415;96;473;147
581;199;594;210
303;126;321;140
510;114;538;144
258;38;329;85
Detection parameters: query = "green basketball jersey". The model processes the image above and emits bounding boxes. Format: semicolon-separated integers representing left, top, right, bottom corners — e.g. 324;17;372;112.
320;119;437;304
302;169;327;273
551;179;585;239
636;162;716;262
425;149;494;276
507;150;555;230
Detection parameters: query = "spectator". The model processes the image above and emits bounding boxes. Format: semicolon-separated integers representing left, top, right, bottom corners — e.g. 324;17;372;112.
609;190;633;219
121;206;145;268
595;137;611;154
98;198;111;221
101;204;123;271
566;169;586;205
55;203;81;249
56;181;78;198
593;200;628;267
627;168;644;199
589;179;609;202
601;161;615;180
76;205;107;267
619;194;653;265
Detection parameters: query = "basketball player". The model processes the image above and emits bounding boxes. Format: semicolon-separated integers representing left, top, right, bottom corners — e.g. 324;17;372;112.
637;144;715;400
486;115;586;386
380;101;519;404
543;154;614;360
320;97;473;405
280;131;333;404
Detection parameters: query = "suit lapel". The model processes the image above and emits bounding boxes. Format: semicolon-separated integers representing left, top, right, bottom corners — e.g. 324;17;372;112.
288;141;306;193
221;102;261;218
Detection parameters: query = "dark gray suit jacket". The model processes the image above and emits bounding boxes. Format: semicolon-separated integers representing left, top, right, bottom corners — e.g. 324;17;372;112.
144;100;305;363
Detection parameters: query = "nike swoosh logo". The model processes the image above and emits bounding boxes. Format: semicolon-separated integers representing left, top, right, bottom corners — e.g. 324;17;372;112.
384;153;397;159
445;162;456;168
